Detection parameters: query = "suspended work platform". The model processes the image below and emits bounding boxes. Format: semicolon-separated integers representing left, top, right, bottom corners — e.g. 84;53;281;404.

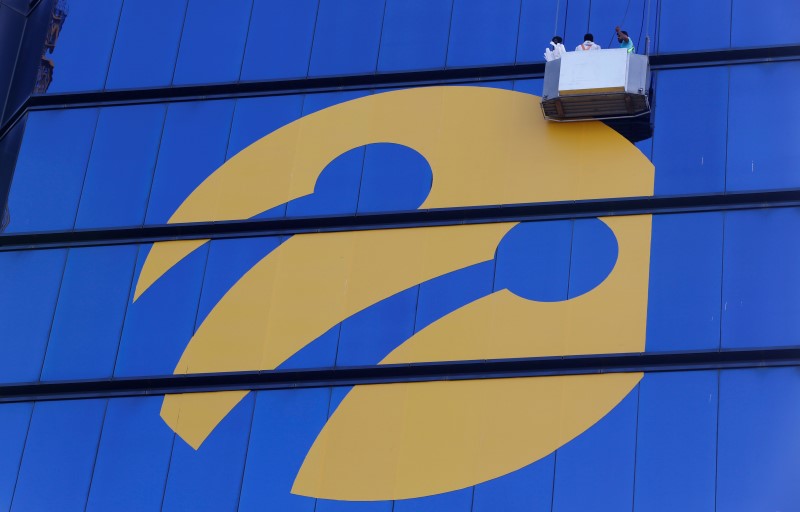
541;49;652;140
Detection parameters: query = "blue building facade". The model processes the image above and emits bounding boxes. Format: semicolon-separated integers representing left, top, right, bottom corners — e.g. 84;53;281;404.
0;0;798;511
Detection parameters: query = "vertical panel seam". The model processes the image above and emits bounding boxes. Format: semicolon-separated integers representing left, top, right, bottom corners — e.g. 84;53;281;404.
6;402;35;512
35;247;72;381
443;0;457;68
69;109;102;230
304;0;323;78
158;433;179;511
713;369;721;512
100;0;126;90
109;245;142;378
373;0;389;73
169;0;192;86
512;0;524;64
630;383;642;512
235;0;256;82
81;398;110;512
139;104;170;227
232;393;258;512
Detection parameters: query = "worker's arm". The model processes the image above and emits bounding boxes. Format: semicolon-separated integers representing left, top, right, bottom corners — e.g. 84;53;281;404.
615;26;630;41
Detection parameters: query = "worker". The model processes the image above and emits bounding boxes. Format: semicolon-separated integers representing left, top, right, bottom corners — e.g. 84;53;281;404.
544;36;566;61
615;26;636;53
575;33;601;51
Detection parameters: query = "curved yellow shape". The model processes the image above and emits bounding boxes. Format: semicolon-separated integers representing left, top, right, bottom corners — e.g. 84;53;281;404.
161;223;516;449
293;374;641;501
135;86;653;300
145;86;656;499
292;216;650;499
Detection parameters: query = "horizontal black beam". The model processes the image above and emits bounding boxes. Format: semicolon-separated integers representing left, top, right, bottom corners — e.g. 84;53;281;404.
2;44;799;141
0;347;797;404
1;188;798;251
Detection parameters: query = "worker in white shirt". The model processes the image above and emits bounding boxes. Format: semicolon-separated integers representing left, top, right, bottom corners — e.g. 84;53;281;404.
544;36;566;61
575;33;601;51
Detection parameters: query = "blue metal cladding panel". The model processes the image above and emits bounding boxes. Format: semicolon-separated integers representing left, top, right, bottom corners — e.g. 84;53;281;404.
516;0;566;64
237;388;328;512
0;403;31;512
652;67;728;195
113;243;207;377
240;0;318;81
586;0;648;53
634;371;718;512
5;108;98;233
446;0;521;68
357;143;433;213
731;0;800;47
10;399;106;512
377;0;452;72
726;62;800;192
85;397;174;512
393;488;473;512
40;245;139;381
717;367;800;511
143;100;235;225
285;91;372;218
316;387;392;512
227;95;304;219
472;456;555;512
161;394;255;512
657;0;731;52
513;78;544;95
74;104;166;229
228;95;305;158
194;237;283;329
171;0;253;86
722;208;800;348
563;0;591;50
551;387;638;512
494;220;571;302
104;0;188;90
0;249;66;384
45;0;123;94
335;288;418;367
308;0;385;77
646;213;723;352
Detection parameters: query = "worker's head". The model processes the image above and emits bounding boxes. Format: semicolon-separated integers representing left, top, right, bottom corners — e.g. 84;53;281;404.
584;33;594;42
617;30;629;43
552;36;563;44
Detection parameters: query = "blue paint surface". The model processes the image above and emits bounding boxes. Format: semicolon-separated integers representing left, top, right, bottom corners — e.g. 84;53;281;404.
41;245;139;381
717;367;800;511
85;397;175;512
0;249;67;384
45;0;123;93
646;213;723;351
447;0;521;67
11;399;106;512
105;0;187;89
722;208;800;348
241;0;318;81
552;387;638;512
6;109;98;233
162;394;255;512
172;0;252;85
653;67;728;195
378;0;452;72
74;104;166;229
635;371;718;511
308;0;385;77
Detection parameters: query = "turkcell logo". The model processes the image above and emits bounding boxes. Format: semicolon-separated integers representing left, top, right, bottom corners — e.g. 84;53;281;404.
134;86;654;500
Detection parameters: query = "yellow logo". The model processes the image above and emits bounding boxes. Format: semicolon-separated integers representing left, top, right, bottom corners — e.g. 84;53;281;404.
135;86;654;500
